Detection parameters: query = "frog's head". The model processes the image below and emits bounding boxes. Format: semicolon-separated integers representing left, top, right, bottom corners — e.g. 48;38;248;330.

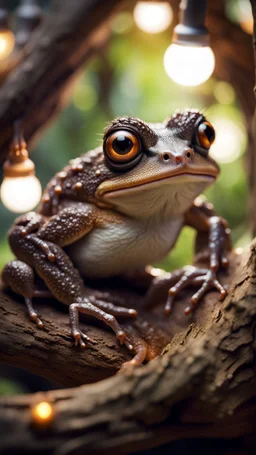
96;110;219;219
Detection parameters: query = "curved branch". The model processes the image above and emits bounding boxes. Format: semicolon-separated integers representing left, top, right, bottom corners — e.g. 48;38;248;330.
0;0;125;163
1;243;256;454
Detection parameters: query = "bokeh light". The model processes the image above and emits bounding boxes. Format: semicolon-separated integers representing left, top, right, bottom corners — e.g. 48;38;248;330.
111;12;134;34
31;401;55;426
133;2;173;34
210;118;245;164
0;30;15;60
214;81;235;105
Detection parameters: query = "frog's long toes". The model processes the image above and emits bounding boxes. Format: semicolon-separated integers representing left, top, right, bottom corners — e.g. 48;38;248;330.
29;312;44;329
80;331;95;345
164;294;174;315
72;329;81;347
128;308;138;318
184;305;192;316
116;330;126;345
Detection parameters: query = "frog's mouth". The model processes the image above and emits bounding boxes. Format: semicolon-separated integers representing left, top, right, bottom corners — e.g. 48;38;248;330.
98;169;217;200
97;170;216;218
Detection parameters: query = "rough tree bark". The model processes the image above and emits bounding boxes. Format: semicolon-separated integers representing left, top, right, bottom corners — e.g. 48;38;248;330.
0;0;256;454
1;245;256;454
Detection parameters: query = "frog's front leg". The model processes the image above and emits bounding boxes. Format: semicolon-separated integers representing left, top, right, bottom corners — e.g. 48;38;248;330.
5;205;138;352
146;200;231;315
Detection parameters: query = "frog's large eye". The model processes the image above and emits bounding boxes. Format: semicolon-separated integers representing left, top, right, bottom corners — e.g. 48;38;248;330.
196;121;215;150
104;130;141;164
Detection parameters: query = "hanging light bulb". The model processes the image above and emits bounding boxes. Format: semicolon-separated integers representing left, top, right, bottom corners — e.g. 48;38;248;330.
0;3;15;60
134;1;173;34
164;0;215;87
0;121;42;213
164;44;215;86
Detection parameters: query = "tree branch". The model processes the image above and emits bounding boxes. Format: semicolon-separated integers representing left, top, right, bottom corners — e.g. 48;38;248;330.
1;243;256;454
0;0;125;163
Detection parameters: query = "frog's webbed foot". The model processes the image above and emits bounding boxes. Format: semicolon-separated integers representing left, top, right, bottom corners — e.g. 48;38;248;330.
145;264;227;316
165;266;227;315
69;299;134;351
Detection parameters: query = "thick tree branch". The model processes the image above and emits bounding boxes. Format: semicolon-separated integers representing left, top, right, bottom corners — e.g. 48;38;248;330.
1;243;256;453
0;0;125;163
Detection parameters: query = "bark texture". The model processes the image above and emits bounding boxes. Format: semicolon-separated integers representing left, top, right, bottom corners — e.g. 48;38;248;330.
1;245;256;454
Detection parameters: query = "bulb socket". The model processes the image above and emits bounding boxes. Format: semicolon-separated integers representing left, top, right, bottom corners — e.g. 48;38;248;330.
4;123;35;177
173;0;210;47
3;156;35;178
172;23;210;47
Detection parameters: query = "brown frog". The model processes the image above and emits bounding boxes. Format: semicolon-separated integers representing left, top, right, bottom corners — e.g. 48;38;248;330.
2;109;230;367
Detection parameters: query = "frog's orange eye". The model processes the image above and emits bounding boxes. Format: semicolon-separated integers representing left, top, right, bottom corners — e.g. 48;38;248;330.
196;121;215;149
104;130;140;164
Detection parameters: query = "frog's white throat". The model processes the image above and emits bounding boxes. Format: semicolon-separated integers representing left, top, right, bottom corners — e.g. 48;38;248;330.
103;173;214;220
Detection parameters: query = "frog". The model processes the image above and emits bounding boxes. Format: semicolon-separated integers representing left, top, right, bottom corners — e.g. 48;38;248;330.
2;109;231;367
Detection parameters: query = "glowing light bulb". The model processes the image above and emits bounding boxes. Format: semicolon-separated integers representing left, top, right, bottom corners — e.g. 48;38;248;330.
31;401;55;426
1;175;42;213
164;44;215;87
0;29;15;60
134;1;173;34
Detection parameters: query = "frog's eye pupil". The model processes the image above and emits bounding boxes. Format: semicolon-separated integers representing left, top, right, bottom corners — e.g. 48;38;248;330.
104;129;141;167
112;136;133;155
197;121;215;149
201;123;215;143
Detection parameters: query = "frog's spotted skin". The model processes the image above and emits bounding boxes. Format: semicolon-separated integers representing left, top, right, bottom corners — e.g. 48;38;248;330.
2;110;231;368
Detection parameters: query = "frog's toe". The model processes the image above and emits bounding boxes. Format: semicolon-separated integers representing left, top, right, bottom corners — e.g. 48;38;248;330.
71;329;93;348
90;294;138;319
29;311;44;329
162;266;227;316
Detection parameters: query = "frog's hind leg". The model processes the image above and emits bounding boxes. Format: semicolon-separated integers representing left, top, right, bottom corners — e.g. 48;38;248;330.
1;260;44;328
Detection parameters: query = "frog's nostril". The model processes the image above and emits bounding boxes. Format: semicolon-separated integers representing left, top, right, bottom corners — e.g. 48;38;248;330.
175;155;183;164
163;153;170;161
186;151;191;158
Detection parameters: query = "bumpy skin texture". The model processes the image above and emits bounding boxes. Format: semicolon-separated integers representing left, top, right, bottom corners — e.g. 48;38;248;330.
2;109;231;367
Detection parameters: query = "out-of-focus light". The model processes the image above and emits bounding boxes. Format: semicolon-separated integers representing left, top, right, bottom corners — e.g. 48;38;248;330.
73;84;97;112
111;12;134;34
1;175;42;213
214;81;235;105
133;2;173;34
238;0;253;34
210;118;244;164
164;43;215;87
0;29;15;60
31;401;55;426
